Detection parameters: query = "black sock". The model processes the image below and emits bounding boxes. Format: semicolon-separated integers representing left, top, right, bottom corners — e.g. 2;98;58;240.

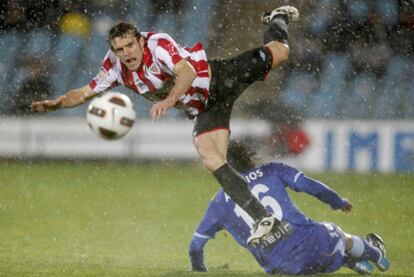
213;163;267;220
264;16;289;44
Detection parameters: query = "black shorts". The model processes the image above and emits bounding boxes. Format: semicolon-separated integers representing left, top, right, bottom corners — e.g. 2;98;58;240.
193;46;273;137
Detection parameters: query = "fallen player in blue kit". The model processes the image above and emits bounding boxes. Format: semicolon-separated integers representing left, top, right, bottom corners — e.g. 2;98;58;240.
189;142;390;275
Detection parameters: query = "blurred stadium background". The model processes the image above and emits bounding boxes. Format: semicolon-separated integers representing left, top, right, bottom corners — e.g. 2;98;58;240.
0;0;413;172
0;0;413;276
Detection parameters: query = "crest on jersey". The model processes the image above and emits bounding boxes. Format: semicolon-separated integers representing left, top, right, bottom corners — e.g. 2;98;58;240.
149;64;161;75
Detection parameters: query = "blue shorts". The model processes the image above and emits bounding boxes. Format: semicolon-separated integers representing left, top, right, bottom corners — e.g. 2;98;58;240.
266;222;346;275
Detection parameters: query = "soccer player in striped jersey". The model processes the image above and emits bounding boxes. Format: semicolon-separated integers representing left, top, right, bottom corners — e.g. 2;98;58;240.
32;6;300;247
189;142;390;275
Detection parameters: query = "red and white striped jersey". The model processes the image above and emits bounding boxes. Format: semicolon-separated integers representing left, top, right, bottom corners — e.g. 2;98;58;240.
89;32;210;116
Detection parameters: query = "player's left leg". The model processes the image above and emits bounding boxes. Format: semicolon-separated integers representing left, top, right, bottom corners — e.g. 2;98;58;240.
191;8;300;247
193;101;289;248
245;5;300;248
193;124;269;223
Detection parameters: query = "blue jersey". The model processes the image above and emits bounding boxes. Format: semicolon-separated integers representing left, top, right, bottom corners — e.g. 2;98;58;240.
189;162;349;275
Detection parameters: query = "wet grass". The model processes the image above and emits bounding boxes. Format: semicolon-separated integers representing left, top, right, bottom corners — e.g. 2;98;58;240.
0;161;413;276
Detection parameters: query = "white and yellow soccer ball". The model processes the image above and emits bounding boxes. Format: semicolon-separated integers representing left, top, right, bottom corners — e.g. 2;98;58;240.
86;92;136;140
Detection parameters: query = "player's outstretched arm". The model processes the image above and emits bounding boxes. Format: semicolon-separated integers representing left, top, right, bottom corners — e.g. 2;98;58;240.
31;85;95;112
296;175;351;211
278;163;350;211
341;201;353;213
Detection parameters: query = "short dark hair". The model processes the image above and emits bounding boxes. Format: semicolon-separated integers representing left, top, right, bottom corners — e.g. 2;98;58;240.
107;22;141;45
227;141;259;173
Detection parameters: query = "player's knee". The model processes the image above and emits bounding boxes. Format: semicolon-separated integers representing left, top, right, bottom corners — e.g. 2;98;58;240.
193;134;228;171
279;44;290;61
267;41;289;68
195;143;225;171
276;43;289;62
201;155;226;172
344;233;354;253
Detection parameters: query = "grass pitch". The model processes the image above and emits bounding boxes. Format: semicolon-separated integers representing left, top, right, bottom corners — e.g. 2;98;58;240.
0;161;413;276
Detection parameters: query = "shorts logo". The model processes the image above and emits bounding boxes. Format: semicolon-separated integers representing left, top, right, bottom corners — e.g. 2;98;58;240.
259;50;266;61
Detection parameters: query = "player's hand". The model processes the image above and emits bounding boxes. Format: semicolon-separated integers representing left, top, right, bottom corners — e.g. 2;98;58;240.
31;98;62;112
341;201;353;213
191;264;208;272
150;97;176;120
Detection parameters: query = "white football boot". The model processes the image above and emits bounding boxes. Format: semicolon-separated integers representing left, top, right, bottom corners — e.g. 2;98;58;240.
261;5;299;25
247;215;293;247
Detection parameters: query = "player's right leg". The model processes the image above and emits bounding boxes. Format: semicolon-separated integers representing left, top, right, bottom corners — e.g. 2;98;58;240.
345;259;375;275
262;5;299;69
366;233;390;271
344;233;390;272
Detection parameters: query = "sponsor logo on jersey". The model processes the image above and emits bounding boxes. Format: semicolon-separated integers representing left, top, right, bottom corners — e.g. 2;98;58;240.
168;44;178;56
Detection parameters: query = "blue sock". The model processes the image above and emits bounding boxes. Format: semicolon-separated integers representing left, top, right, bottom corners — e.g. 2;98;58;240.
361;239;381;263
348;236;381;263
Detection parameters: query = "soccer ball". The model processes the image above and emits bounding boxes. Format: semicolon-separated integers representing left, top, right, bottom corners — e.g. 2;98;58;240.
86;92;136;140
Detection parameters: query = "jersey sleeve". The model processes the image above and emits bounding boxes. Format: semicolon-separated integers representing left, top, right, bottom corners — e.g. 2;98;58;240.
88;50;120;93
189;235;208;272
270;162;348;210
194;197;224;238
189;196;223;272
150;34;186;73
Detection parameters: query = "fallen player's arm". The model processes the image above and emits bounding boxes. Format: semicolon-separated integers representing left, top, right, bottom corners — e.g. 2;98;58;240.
295;174;350;211
189;235;209;272
31;85;95;112
277;163;350;211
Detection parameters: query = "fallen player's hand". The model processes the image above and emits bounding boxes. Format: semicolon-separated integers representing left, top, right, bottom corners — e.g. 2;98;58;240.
341;201;353;213
31;98;62;112
191;264;208;272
